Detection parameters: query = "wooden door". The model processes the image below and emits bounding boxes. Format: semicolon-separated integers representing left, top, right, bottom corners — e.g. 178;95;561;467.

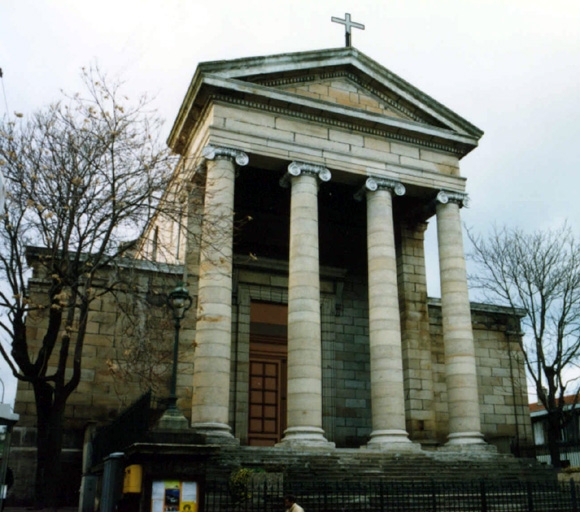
248;302;287;446
248;358;284;446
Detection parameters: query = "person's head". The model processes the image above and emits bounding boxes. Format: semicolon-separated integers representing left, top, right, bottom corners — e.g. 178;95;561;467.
284;495;297;507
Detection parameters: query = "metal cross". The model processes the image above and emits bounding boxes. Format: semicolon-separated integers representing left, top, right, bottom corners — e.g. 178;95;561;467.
331;13;365;47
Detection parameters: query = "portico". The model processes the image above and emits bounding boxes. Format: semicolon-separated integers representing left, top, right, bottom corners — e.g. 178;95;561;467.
167;47;498;451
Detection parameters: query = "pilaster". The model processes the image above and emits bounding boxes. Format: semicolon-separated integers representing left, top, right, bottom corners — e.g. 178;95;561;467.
397;220;437;444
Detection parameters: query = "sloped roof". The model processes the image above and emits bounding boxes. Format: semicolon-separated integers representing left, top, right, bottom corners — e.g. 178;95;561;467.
530;395;580;414
168;47;483;157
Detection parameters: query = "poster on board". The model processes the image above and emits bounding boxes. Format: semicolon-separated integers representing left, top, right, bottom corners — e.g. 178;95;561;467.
151;481;198;512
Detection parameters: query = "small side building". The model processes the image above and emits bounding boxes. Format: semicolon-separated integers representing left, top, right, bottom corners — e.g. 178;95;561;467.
530;395;580;467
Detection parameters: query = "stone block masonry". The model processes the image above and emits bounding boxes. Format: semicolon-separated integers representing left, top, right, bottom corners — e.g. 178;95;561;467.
230;265;530;451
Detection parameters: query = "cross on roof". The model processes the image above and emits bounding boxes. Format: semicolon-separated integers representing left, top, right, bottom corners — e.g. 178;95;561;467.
331;13;365;47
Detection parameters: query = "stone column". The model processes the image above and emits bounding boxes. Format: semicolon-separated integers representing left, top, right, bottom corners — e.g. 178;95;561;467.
357;178;416;450
436;190;485;446
278;161;334;448
190;144;248;442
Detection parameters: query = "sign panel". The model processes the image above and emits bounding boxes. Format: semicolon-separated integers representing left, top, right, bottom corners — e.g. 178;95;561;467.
151;481;197;512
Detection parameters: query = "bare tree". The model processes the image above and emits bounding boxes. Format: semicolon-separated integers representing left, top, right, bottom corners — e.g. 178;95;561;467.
105;269;180;399
468;224;580;467
0;66;179;507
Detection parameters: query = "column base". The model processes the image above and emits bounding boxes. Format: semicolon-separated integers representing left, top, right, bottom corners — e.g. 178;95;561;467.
276;427;335;450
191;422;239;445
445;431;486;445
437;432;497;457
364;429;422;451
155;408;190;431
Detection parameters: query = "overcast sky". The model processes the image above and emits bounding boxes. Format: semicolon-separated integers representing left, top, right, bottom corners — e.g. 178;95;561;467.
1;0;579;405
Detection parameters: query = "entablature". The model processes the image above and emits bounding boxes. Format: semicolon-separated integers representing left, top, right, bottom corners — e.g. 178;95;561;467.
199;103;467;200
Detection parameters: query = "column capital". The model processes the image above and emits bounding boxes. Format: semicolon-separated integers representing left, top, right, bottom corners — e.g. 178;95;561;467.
436;189;470;208
201;144;249;167
354;177;406;201
280;161;331;188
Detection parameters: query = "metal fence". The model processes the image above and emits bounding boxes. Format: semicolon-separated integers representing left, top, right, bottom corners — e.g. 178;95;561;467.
91;390;152;466
534;443;580;468
203;479;580;512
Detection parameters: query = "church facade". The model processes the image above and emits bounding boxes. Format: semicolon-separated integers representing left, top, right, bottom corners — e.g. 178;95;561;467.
160;46;532;451
10;47;533;505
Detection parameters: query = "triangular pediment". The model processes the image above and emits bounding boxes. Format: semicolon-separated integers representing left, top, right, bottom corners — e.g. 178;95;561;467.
169;47;483;156
275;76;414;122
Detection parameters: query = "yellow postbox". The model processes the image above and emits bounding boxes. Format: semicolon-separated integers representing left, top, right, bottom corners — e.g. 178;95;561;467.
123;464;143;493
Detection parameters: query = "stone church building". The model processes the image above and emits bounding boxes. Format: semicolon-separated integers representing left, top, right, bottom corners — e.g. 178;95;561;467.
158;46;532;450
10;47;534;505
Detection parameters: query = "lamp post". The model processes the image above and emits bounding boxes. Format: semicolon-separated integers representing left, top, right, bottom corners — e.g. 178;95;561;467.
166;283;193;412
156;283;192;430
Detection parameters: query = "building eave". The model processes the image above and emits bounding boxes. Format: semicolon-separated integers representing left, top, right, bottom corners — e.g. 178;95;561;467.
168;47;483;157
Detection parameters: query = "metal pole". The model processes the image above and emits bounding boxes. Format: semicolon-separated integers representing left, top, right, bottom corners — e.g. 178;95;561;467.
168;316;181;410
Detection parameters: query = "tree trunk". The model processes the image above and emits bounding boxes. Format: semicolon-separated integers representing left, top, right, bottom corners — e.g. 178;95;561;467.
546;410;562;468
34;382;65;510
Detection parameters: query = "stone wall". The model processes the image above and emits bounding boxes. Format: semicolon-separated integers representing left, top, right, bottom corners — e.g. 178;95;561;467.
13;261;186;428
9;260;532;504
429;301;533;450
9;260;186;505
229;264;532;450
323;276;372;447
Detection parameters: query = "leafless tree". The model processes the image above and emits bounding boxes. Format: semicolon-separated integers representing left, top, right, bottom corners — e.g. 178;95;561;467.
105;268;181;399
0;66;180;507
468;224;580;467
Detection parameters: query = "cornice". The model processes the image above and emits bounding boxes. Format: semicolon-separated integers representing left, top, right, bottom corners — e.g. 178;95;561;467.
210;95;470;156
427;297;526;318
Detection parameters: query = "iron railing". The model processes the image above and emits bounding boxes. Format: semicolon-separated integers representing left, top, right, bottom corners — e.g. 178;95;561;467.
534;443;580;467
202;479;580;512
91;390;152;466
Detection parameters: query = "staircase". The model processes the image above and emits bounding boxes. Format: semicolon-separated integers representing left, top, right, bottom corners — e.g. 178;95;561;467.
232;447;557;484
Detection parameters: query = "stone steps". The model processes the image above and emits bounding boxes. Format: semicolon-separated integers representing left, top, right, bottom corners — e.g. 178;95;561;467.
234;447;557;485
140;435;557;486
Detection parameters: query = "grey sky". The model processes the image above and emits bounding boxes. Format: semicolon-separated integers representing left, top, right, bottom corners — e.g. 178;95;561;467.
1;0;579;404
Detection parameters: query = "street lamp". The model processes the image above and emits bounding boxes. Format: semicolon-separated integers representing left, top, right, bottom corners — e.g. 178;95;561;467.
166;283;193;413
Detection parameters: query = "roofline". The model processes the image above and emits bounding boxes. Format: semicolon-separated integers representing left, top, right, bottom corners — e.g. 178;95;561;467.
168;47;483;152
428;297;527;318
